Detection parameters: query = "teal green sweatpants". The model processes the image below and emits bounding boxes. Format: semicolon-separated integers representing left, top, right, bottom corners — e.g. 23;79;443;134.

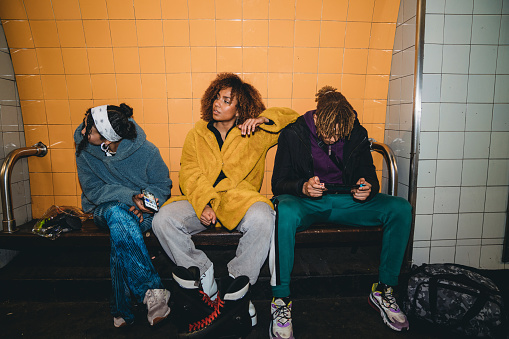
271;193;412;298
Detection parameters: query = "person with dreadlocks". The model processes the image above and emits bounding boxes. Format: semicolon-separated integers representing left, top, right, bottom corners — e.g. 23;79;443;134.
74;103;172;328
152;73;299;337
268;86;412;338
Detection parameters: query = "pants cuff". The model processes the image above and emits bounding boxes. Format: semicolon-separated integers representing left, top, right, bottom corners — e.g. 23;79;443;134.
271;285;290;298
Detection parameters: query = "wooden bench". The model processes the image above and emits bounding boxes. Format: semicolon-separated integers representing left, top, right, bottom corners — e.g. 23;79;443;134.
0;140;395;255
0;219;382;250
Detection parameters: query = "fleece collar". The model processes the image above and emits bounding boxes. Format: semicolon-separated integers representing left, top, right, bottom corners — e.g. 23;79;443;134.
74;119;146;162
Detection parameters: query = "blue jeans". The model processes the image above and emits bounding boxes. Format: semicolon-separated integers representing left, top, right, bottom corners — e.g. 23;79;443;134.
94;201;163;323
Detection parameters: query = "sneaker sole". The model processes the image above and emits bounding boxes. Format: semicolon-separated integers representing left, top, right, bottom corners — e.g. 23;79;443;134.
150;307;171;326
368;294;409;332
269;318;294;339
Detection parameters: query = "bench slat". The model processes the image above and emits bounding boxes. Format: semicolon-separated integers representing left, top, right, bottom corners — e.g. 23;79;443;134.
0;220;382;249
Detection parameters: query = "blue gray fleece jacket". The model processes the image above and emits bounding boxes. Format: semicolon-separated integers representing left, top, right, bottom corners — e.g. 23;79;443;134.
74;120;172;213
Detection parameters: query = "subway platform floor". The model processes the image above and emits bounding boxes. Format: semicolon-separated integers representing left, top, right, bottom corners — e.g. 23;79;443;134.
1;297;456;339
0;245;507;338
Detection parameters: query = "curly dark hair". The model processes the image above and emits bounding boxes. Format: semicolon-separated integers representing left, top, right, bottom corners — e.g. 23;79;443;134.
200;73;266;124
314;86;355;141
76;103;137;156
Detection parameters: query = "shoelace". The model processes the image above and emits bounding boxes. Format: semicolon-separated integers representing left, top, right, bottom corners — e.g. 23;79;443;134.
199;290;216;308
381;288;400;311
273;303;292;325
188;296;225;332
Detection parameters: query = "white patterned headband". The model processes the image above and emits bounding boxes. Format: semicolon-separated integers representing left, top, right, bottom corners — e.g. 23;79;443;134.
91;105;122;142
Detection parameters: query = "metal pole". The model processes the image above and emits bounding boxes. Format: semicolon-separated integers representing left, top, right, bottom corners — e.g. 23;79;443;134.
1;142;48;233
370;139;398;196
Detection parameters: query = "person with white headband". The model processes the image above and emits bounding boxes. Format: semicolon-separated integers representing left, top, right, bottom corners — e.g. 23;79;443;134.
74;103;172;328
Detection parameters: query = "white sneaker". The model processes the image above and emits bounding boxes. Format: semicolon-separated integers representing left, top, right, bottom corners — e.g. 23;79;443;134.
113;317;126;328
369;283;409;331
269;298;294;339
143;289;171;325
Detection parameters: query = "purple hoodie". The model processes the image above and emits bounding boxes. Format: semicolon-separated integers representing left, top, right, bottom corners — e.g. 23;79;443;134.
303;110;344;184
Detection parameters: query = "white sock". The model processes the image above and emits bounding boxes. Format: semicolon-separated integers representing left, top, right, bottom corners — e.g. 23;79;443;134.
200;264;218;300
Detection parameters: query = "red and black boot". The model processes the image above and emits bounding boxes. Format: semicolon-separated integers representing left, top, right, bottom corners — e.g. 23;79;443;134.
170;266;216;332
178;275;252;339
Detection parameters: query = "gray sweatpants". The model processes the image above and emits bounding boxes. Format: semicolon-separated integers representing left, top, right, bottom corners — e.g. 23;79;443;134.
152;200;275;285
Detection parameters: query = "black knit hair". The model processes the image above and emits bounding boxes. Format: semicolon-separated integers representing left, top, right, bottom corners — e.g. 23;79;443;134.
76;103;137;156
314;86;355;141
200;73;266;124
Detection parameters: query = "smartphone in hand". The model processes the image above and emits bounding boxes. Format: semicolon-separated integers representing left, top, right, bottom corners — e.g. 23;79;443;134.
142;189;158;212
323;183;364;194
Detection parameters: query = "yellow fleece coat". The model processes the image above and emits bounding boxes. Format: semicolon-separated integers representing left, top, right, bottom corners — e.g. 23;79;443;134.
162;107;299;230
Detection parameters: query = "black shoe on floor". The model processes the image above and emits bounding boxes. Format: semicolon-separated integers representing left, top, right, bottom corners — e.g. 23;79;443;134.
178;275;252;339
170;266;216;332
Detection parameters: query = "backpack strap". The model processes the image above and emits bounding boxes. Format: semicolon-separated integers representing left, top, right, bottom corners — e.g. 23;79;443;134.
460;292;490;327
429;276;439;322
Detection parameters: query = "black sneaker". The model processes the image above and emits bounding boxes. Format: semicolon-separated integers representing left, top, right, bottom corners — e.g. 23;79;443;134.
217;276;257;327
170;266;216;332
179;275;252;338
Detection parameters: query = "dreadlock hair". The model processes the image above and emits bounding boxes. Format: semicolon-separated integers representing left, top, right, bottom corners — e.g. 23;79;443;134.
314;86;355;141
76;103;137;156
201;73;266;124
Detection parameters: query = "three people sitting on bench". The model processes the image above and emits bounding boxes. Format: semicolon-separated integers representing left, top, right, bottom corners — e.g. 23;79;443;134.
268;86;412;338
74;104;173;327
74;80;412;336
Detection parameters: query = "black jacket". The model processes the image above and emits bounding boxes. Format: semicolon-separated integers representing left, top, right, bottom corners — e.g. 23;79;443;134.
271;115;380;200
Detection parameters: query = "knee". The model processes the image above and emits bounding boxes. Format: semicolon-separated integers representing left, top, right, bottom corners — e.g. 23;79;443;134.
246;202;274;234
275;198;302;233
384;197;412;230
393;197;412;218
152;203;183;237
95;202;130;224
397;197;412;213
152;204;172;233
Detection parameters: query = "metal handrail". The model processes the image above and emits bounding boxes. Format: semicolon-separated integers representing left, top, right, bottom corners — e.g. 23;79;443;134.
369;139;398;196
1;142;48;233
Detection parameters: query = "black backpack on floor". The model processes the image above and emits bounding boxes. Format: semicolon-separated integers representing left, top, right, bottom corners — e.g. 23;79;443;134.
403;263;508;338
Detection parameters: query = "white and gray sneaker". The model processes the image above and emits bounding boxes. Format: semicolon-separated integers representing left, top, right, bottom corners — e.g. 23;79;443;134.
143;288;171;326
368;282;409;331
269;298;294;339
113;316;127;328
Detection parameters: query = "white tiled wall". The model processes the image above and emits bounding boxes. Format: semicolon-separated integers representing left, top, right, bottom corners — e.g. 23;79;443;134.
0;21;30;268
388;0;509;269
384;0;417;196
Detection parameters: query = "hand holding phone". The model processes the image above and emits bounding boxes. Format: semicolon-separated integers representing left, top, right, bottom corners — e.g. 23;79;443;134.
142;189;158;212
323;183;363;194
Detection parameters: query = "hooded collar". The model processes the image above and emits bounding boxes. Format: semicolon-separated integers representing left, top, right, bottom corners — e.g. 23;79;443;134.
74;119;146;161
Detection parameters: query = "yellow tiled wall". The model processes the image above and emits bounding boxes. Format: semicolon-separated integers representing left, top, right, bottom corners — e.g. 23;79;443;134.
0;0;400;218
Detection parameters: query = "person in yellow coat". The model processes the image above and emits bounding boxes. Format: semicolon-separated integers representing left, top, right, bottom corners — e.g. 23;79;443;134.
152;73;298;332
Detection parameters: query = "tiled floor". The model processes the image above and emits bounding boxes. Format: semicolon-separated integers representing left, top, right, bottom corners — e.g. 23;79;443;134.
0;246;507;338
0;297;451;339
